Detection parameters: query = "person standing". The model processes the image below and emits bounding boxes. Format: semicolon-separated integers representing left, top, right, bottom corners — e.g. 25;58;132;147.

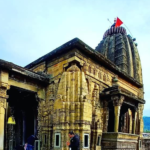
26;135;38;150
66;131;80;150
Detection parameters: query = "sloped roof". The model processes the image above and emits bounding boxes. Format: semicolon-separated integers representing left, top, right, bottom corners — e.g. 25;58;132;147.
0;59;49;83
25;38;143;88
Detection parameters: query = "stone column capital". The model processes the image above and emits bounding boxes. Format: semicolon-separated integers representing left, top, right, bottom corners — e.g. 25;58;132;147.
37;88;45;101
0;84;9;109
134;107;138;112
0;98;6;109
111;95;124;106
103;100;108;108
0;82;10;89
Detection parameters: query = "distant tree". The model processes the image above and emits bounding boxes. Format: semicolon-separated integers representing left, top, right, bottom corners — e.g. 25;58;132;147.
144;130;150;133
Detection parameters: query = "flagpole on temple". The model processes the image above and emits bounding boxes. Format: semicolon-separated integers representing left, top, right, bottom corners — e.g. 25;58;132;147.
116;17;134;38
107;19;112;25
123;23;134;38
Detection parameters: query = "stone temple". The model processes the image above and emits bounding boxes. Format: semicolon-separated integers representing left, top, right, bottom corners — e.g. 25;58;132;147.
0;25;148;150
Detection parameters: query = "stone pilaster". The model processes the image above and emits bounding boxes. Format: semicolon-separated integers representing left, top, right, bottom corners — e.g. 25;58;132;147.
103;100;109;132
36;88;46;143
37;88;46;101
132;109;137;134
111;95;124;132
128;109;133;134
0;103;6;150
0;70;9;150
138;104;144;137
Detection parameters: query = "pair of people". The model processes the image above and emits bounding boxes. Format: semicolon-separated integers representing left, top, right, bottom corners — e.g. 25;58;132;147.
67;131;80;150
24;132;80;150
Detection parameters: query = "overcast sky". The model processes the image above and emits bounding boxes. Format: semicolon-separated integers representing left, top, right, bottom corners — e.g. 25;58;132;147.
0;0;149;116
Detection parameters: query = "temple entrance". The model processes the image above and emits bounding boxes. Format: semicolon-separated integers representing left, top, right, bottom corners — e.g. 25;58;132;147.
6;86;38;149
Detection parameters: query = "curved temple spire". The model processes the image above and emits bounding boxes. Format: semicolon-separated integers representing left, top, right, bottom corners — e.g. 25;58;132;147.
95;27;143;83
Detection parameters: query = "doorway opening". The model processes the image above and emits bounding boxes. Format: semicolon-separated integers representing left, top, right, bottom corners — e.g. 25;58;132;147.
6;86;38;149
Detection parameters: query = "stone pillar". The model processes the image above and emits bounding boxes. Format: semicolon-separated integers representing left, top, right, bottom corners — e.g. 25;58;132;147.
111;95;124;132
0;70;9;150
138;104;144;137
0;105;5;150
128;109;133;133
114;105;120;132
36;89;46;149
133;110;137;134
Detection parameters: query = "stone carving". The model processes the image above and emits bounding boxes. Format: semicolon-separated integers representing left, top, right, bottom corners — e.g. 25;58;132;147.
0;82;9;108
103;74;106;81
103;107;109;132
103;100;108;108
0;87;7;108
83;63;88;72
67;64;80;72
0;98;6;108
88;66;91;73
0;88;6;97
111;95;124;106
98;72;102;79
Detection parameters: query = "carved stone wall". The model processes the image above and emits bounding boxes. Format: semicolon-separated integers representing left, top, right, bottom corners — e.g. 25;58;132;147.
37;63;92;150
0;47;144;150
35;51;145;150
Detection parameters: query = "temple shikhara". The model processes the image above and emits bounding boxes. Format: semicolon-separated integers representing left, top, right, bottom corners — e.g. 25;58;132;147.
0;25;147;150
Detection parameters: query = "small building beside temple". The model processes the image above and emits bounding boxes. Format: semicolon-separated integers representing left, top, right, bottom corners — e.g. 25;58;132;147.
0;26;146;150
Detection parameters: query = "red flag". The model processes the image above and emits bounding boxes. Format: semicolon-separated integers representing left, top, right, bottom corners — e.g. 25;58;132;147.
115;17;123;27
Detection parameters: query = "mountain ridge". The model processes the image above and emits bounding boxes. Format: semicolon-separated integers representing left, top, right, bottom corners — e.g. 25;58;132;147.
143;116;150;131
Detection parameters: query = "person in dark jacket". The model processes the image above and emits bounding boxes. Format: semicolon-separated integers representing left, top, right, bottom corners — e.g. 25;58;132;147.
26;135;38;150
66;131;80;150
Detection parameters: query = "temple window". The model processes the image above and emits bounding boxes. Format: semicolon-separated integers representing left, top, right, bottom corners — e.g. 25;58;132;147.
88;66;91;73
93;69;96;75
34;140;40;150
98;72;102;79
107;75;110;81
43;134;47;145
84;134;89;148
103;74;106;81
97;136;101;146
86;79;90;93
55;133;61;147
44;134;47;144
